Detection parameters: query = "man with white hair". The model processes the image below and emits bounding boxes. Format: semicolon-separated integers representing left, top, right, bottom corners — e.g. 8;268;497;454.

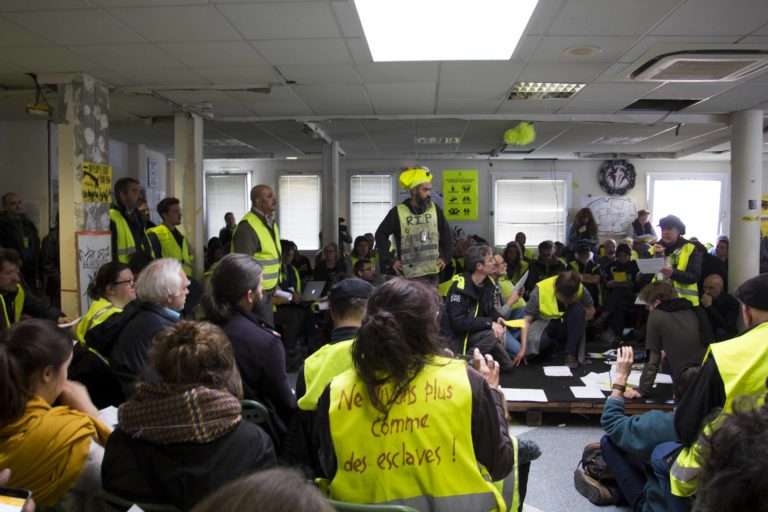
109;258;190;397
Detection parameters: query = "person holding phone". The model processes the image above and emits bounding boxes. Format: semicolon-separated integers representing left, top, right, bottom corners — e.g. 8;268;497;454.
0;319;111;510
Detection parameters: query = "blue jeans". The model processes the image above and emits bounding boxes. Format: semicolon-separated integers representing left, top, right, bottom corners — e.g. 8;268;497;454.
504;308;525;357
650;442;692;512
600;436;645;508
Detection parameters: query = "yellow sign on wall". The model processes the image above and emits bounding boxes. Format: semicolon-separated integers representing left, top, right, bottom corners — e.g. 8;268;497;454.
82;162;112;204
443;169;478;222
762;194;768;238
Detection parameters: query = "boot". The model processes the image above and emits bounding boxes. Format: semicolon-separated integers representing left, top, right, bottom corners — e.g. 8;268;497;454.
573;468;620;506
566;354;579;369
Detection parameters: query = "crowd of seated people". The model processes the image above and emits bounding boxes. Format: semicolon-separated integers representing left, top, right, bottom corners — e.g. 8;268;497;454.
4;179;766;512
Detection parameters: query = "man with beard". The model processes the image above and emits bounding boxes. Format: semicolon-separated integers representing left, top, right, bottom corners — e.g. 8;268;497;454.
651;215;701;306
375;167;452;283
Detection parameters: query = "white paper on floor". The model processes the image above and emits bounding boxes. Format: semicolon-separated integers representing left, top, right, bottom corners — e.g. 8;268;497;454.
543;366;573;377
570;386;606;399
502;388;548;402
581;371;612;391
608;366;674;387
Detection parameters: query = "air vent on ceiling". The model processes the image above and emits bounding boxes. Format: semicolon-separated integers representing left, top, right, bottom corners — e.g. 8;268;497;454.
632;50;768;82
623;99;700;112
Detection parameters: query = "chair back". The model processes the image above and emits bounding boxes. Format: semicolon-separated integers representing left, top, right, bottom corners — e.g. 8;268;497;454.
241;399;271;426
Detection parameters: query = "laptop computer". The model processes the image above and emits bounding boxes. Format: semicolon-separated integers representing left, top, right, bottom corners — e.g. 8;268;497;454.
301;281;326;302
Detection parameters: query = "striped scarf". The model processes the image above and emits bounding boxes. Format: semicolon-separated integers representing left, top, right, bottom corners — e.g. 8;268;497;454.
118;383;241;444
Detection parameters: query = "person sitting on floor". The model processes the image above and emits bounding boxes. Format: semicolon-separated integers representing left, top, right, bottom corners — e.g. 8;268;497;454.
315;278;538;511
443;244;516;370
700;273;739;341
503;240;530;286
626;282;712;400
102;321;276;510
202;253;296;448
597;238;617;268
109;258;190;398
490;254;527;365
526;240;567;293
574;346;699;509
522;271;595;368
601;243;640;343
515;231;536;261
0;319;111;511
569;244;601;308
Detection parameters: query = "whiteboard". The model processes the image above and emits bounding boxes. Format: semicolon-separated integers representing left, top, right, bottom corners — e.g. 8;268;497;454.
76;231;112;316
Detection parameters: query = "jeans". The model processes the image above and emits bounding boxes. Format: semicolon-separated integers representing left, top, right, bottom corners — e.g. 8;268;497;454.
650;442;692;512
540;302;586;357
504;308;526;357
600;436;646;508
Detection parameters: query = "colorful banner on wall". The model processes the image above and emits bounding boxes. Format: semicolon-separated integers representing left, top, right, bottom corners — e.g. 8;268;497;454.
443;169;478;222
82;161;112;204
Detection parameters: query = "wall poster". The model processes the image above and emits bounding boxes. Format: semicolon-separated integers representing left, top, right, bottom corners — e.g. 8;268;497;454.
443;169;478;222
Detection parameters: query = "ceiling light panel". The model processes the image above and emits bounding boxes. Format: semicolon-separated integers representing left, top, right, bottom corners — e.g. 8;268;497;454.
508;82;585;100
354;0;538;62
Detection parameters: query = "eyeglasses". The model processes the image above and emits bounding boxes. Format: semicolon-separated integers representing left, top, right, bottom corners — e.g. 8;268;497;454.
113;279;135;286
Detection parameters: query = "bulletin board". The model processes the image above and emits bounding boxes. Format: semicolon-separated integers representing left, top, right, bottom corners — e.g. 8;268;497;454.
443;169;478;222
76;231;112;316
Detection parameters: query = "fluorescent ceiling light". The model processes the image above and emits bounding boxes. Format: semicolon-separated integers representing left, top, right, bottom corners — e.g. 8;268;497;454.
354;0;538;62
508;82;585;100
285;156;298;160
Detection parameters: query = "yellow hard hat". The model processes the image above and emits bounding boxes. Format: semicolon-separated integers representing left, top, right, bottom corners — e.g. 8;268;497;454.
399;166;432;190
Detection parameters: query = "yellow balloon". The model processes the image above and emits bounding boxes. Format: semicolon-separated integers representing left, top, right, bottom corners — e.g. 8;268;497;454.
504;122;536;145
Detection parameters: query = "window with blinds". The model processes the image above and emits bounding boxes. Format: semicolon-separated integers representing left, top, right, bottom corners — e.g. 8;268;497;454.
494;179;566;247
205;174;249;242
279;175;321;251
350;175;393;239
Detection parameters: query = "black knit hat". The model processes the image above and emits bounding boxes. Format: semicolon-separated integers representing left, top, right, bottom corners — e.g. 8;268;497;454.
658;215;686;235
735;274;768;310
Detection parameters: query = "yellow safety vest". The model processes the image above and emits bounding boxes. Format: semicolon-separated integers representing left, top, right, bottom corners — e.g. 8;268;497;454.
497;275;526;311
279;264;302;295
328;356;516;511
109;208;136;264
507;260;529;286
536;275;584;320
351;253;379;271
75;297;122;345
297;338;355;411
670;322;768;497
237;212;281;291
147;224;193;276
655;242;699;306
396;203;440;279
523;248;536;261
449;275;480;354
0;284;24;328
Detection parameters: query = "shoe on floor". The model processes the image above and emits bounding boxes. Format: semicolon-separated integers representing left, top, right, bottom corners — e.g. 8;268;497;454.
573;468;619;506
565;354;579;369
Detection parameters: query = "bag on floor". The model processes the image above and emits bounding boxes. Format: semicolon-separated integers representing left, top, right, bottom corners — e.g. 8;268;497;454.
579;442;614;482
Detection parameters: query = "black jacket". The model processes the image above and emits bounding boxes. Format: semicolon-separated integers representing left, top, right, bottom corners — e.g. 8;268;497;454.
374;199;453;273
109;301;180;397
0;285;60;329
0;212;40;285
442;273;497;353
102;421;276;510
218;308;297;438
109;202;153;273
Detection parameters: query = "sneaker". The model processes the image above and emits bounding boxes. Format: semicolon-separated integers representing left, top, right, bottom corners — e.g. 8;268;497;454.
566;354;579;369
573;468;619;506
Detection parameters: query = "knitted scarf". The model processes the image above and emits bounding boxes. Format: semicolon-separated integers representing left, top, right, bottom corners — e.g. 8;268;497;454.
118;383;242;444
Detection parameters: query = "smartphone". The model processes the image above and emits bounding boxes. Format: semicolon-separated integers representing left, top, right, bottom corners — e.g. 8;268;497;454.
0;487;30;512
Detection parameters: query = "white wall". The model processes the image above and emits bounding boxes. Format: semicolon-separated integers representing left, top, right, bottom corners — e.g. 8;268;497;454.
205;156;750;246
0;120;50;234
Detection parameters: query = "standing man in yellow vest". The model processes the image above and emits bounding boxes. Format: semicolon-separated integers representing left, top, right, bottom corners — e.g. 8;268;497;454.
109;177;153;272
652;215;701;306
147;198;193;276
0;248;61;329
651;273;768;507
374;167;452;283
522;271;595;368
232;184;282;326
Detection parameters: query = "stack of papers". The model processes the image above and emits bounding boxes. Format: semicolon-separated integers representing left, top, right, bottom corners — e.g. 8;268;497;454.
581;372;612;392
543;366;573;377
609;366;674;387
501;388;548;402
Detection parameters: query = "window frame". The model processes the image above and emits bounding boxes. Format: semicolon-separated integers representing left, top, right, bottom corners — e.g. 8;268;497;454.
278;172;322;251
490;170;572;249
204;171;251;242
646;171;730;243
349;173;396;240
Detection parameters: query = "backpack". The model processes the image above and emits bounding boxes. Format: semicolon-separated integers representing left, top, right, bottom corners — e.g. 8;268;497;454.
579;442;614;483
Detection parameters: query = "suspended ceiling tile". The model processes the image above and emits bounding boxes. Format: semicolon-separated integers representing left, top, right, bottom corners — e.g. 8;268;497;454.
73;44;186;72
124;67;211;86
436;98;502;115
110;5;242;42
0;46;98;72
685;81;768;113
276;64;362;85
557;99;625;114
517;62;610;82
94;0;207;5
0;0;90;10
652;0;768;36
496;98;564;114
110;93;176;117
293;84;372;115
438;81;510;101
194;66;280;85
227;87;314;116
252;38;351;65
219;2;340;40
547;0;680;36
643;82;735;100
366;82;436;114
5;9;144;45
619;36;740;64
529;36;641;64
572;82;661;102
346;37;372;64
524;0;567;36
159;42;271;68
331;0;364;38
0;18;52;46
356;62;439;83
